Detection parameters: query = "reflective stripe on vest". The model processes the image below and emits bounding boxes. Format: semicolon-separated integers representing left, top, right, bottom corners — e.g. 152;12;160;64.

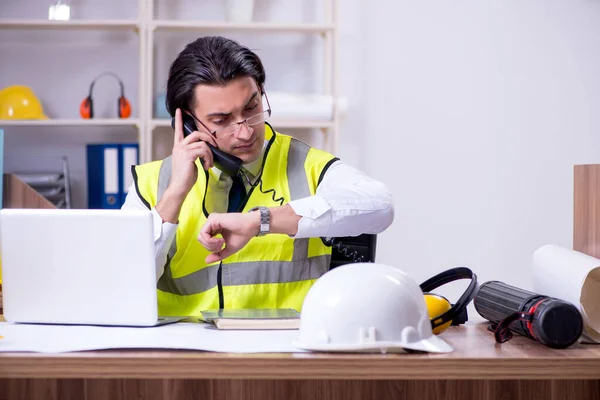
158;255;330;296
156;138;323;296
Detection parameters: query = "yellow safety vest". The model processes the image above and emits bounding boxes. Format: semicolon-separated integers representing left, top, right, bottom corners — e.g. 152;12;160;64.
133;123;338;317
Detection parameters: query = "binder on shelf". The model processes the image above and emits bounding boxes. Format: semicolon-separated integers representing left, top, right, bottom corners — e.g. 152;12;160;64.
120;143;139;205
86;143;138;209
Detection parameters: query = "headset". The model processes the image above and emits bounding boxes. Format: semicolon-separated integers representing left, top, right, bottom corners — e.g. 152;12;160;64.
80;72;132;119
420;267;478;335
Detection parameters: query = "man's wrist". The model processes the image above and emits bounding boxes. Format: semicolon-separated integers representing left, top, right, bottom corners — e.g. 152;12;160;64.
155;186;188;224
163;185;189;203
269;204;300;236
247;204;300;237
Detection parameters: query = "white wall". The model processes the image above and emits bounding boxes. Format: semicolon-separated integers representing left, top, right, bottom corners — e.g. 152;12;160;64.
3;1;600;317
346;1;600;310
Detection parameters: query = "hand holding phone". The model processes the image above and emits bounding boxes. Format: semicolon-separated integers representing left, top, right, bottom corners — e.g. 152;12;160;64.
171;111;243;178
162;109;218;198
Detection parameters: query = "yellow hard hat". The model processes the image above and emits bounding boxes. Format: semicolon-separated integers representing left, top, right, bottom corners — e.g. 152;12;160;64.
0;85;48;120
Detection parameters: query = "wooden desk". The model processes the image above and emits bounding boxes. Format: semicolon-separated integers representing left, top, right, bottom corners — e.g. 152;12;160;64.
0;324;599;400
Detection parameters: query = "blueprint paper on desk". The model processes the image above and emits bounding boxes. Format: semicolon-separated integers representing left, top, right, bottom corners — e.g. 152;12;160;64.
532;245;600;344
0;321;305;353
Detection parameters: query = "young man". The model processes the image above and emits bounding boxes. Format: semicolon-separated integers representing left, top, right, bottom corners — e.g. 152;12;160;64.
123;36;394;317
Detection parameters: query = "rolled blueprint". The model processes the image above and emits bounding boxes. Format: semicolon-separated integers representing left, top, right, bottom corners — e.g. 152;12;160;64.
532;244;600;343
266;92;347;121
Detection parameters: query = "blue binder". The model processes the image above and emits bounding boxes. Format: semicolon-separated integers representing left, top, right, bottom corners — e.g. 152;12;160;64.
86;143;139;209
119;143;139;205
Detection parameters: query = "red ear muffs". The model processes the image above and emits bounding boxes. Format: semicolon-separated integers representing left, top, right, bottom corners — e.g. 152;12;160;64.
80;72;131;119
118;96;131;118
80;96;93;119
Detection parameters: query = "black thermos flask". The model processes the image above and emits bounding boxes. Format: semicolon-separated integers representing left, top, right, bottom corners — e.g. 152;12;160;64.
474;281;584;349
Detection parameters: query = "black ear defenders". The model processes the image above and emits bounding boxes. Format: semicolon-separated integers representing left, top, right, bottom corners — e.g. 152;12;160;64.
420;267;478;335
80;72;131;119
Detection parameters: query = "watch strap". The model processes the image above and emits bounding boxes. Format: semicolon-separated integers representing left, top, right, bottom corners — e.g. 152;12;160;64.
249;206;270;236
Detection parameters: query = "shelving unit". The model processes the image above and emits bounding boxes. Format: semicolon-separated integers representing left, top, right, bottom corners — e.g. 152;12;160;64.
0;119;141;127
0;19;140;30
145;0;339;163
151;20;335;32
0;0;340;167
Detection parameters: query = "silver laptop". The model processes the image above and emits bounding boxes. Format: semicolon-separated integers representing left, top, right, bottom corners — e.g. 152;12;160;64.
0;208;184;327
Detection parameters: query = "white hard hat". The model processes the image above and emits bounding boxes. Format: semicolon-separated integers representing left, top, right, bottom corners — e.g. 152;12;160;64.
293;263;453;353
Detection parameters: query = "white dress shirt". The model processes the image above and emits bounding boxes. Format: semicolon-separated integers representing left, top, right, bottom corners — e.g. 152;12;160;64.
121;139;395;279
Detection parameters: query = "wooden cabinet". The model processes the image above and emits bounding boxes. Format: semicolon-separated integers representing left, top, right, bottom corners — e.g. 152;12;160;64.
574;164;600;257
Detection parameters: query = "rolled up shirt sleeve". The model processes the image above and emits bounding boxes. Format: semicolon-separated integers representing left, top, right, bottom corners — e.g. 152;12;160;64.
287;160;394;239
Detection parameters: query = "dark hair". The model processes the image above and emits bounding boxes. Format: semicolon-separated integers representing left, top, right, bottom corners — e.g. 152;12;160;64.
165;36;266;116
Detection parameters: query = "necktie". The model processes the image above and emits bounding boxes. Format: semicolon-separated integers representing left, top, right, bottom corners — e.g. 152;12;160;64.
227;174;247;213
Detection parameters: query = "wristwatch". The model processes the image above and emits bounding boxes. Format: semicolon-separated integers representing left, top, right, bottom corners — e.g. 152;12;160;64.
249;206;270;236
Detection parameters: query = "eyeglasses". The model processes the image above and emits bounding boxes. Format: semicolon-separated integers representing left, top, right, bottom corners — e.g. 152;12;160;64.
192;93;272;138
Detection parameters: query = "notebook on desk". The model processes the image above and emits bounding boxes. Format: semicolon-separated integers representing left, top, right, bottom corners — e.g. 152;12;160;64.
200;308;301;330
